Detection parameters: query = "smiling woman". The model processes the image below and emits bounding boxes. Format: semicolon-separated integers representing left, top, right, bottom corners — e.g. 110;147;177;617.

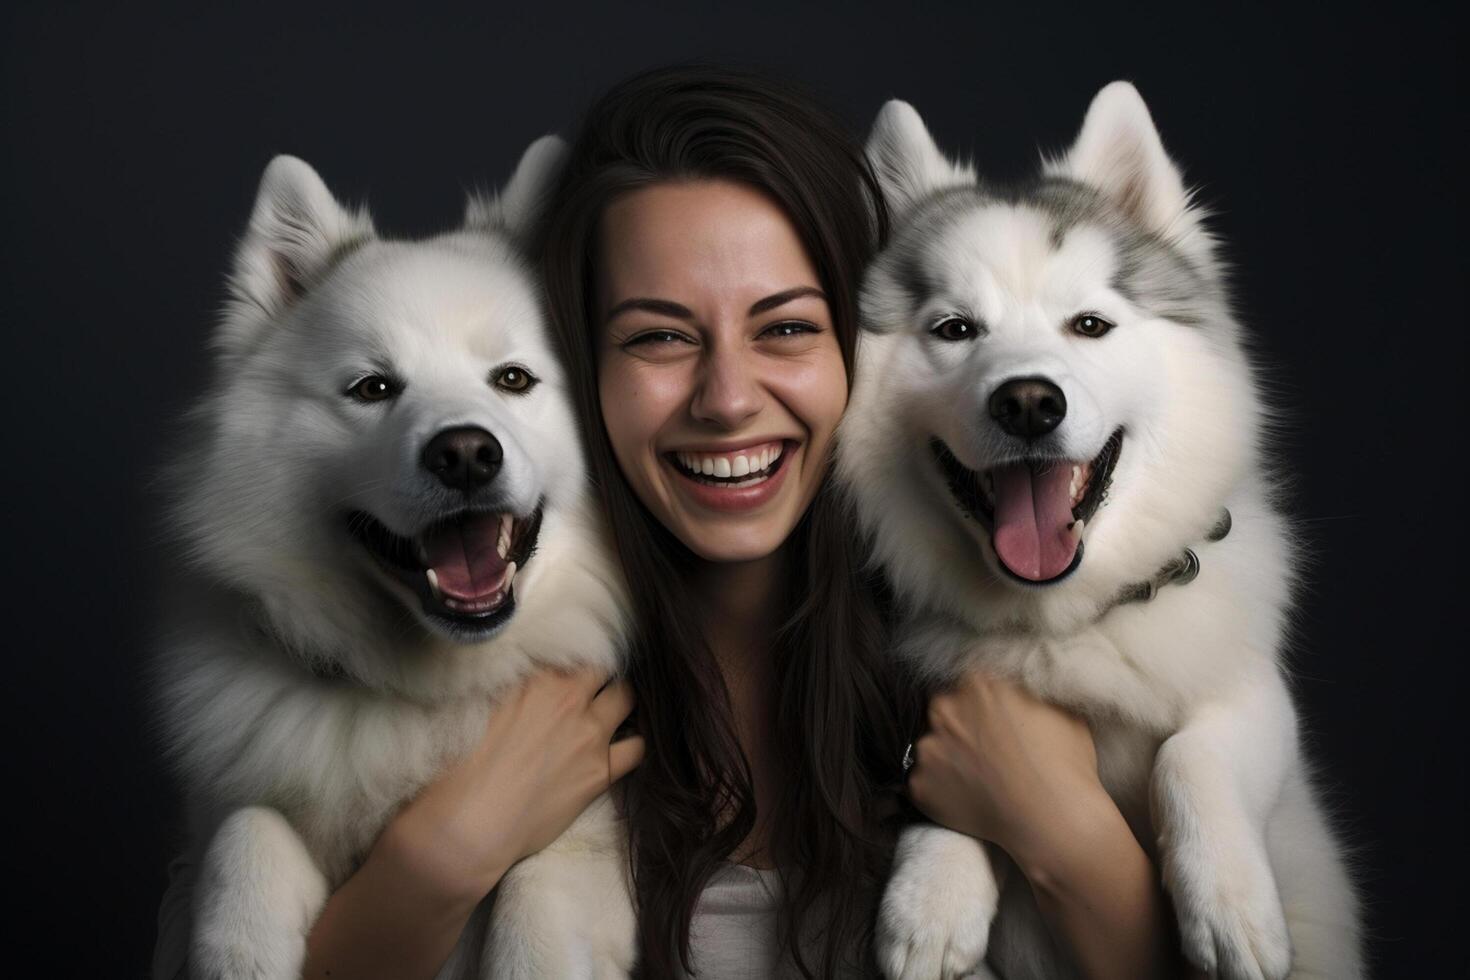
596;179;848;562
538;67;910;978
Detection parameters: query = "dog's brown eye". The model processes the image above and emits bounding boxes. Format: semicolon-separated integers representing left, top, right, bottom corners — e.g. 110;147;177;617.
1071;313;1115;338
494;366;537;393
932;317;979;342
349;376;395;401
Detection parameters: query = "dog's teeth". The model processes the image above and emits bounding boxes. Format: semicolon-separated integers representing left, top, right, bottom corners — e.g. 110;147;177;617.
425;567;443;601
497;516;511;559
1070;518;1086;539
505;559;518;585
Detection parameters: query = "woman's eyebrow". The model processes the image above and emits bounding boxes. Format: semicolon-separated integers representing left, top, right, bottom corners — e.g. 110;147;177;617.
748;285;826;316
604;297;694;324
603;285;826;325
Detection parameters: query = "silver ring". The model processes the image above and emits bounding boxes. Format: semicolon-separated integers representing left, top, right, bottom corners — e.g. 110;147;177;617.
901;741;915;773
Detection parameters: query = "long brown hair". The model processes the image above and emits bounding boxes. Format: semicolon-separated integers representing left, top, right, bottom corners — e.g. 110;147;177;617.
538;63;908;978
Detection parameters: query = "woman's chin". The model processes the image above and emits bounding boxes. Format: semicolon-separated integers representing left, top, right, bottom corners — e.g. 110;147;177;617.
685;537;788;565
665;509;795;565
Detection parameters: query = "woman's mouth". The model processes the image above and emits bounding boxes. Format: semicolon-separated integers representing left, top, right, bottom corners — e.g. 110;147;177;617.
663;439;795;511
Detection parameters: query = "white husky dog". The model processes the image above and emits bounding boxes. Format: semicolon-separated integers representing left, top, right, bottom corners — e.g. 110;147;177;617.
837;84;1362;980
152;141;637;979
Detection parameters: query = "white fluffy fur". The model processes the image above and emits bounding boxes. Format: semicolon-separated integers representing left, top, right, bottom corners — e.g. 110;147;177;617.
839;84;1362;980
153;142;637;979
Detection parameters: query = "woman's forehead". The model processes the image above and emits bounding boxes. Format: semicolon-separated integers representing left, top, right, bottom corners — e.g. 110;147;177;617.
596;179;822;310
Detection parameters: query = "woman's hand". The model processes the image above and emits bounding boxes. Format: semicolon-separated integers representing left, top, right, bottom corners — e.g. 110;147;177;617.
302;666;644;980
906;670;1112;873
377;665;645;902
906;671;1186;980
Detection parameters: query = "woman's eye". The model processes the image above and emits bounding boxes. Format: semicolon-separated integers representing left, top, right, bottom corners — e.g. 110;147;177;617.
1070;313;1115;338
348;375;396;402
624;329;692;347
760;320;818;340
493;365;537;393
931;317;978;342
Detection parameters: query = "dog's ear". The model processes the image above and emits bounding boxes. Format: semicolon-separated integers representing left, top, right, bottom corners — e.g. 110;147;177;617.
1048;82;1204;249
222;156;375;351
464;134;568;240
865;99;975;219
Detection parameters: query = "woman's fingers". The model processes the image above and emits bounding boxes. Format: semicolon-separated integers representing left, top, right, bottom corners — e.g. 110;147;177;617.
589;676;636;732
607;732;646;782
562;664;616;700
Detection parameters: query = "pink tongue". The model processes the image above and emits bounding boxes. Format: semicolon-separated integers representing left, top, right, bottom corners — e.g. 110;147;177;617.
420;512;508;600
990;462;1079;582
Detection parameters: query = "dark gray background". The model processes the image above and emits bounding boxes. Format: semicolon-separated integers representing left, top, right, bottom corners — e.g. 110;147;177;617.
3;2;1460;975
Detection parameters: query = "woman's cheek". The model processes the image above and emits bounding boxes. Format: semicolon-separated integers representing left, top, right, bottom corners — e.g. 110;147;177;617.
601;362;667;446
598;371;648;486
630;363;700;412
770;356;847;437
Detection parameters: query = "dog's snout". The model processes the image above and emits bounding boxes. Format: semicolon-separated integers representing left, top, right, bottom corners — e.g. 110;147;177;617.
989;377;1067;439
421;426;503;492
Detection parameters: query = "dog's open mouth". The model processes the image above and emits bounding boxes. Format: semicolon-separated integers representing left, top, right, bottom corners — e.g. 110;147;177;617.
345;505;543;631
933;429;1123;585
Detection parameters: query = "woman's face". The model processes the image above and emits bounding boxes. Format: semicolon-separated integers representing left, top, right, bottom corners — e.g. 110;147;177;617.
595;179;847;564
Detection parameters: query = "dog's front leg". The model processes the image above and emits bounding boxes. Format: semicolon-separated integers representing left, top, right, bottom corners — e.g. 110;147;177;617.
191;806;329;980
1151;672;1296;980
483;791;636;980
877;822;1000;980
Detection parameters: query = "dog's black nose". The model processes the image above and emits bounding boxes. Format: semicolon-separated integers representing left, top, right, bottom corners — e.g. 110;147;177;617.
422;426;503;492
989;377;1067;439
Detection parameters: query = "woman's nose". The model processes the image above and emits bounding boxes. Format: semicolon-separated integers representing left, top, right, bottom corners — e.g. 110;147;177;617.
689;345;761;429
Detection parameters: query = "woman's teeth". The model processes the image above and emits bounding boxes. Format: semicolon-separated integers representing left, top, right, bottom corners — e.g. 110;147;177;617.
675;443;784;482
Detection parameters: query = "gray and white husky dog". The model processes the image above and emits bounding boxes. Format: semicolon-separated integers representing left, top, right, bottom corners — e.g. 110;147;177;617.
152;140;637;979
838;84;1362;980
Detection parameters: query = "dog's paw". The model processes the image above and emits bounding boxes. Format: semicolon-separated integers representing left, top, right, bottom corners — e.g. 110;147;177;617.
876;827;998;980
191;807;328;980
483;853;636;979
1164;841;1292;980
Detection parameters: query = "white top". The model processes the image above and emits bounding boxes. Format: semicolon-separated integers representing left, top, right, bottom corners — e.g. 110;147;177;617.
678;862;832;979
